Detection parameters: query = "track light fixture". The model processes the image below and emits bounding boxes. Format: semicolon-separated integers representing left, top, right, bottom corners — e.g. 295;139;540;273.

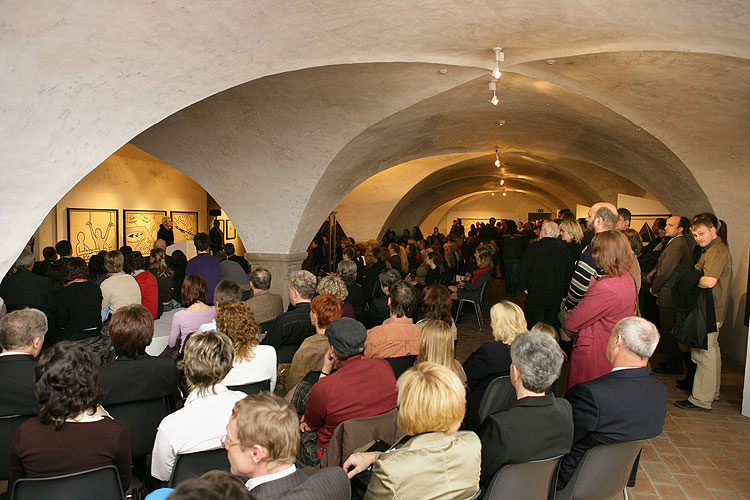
489;81;499;106
500;178;505;185
494;148;501;167
490;47;504;79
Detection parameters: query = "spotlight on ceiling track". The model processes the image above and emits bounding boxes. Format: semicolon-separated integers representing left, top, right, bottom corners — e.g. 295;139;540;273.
494;148;501;167
500;178;505;185
490;47;504;79
503;192;507;197
489;81;499;106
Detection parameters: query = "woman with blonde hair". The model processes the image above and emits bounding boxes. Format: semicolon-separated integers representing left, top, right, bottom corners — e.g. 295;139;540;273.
417;319;466;384
565;230;637;389
343;362;481;499
559;218;584;263
462;300;527;407
215;301;277;390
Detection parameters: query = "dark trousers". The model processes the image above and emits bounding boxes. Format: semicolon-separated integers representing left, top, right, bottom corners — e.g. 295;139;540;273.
659;306;683;372
524;302;561;329
503;259;521;295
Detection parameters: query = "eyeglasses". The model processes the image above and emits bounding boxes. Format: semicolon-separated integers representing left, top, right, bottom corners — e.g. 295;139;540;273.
221;434;241;448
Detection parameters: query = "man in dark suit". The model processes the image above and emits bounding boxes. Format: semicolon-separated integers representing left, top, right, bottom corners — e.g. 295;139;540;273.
479;331;573;486
0;308;47;416
557;316;667;489
518;220;572;328
650;216;692;374
32;246;57;277
224;393;350;499
0;250;55;329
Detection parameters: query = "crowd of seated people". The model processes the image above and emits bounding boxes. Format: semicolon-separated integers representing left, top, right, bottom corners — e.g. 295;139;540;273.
3;207;731;498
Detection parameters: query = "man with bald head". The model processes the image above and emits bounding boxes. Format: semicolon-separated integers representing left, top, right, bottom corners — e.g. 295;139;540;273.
651;216;692;374
563;202;618;310
519;220;571;328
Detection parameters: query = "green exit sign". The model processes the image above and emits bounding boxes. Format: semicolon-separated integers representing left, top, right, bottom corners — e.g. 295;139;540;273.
536;209;544;212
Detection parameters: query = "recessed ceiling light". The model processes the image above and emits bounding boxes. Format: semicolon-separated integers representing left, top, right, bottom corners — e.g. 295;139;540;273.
438;69;448;75
546;59;556;65
497;120;506;126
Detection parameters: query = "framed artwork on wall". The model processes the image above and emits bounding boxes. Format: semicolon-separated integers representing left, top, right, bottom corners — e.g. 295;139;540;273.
67;208;119;260
226;220;236;240
124;210;167;255
171;211;199;244
216;219;225;235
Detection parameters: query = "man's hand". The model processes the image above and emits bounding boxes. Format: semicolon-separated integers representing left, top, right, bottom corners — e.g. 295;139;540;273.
299;415;312;433
322;346;336;375
343;452;377;479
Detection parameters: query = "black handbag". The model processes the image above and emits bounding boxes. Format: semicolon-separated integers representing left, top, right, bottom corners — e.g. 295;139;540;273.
674;288;715;350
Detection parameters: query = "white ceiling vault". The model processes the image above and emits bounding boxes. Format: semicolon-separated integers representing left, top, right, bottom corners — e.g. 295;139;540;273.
2;0;749;271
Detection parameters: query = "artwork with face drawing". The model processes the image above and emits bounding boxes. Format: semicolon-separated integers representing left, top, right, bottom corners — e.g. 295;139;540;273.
170;211;198;244
67;208;119;261
124;210;167;255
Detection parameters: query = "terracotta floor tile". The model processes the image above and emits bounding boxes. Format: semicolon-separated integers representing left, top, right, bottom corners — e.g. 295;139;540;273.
695;468;735;491
643;461;678;484
630;492;662;500
709;490;745;500
641;443;662;462
632;471;658;494
663;454;696;475
681;449;716;468
720;470;750;496
666;431;698;448
654;482;689;499
674;474;714;500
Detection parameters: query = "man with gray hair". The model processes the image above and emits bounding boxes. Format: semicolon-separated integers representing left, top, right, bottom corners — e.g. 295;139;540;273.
245;268;284;325
261;270;317;363
0;249;55;329
478;331;573;486
337;259;366;316
563;202;618;310
519;220;571;328
0;308;47;415
557;316;667;489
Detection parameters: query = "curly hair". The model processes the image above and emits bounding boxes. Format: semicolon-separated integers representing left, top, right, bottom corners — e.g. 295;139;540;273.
316;275;348;301
35;341;104;429
215;302;260;362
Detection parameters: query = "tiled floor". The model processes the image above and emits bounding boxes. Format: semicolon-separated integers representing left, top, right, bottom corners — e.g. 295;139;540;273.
456;278;750;500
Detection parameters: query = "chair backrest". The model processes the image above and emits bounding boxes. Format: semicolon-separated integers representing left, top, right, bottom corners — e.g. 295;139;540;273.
564;440;644;500
320;408;403;467
0;414;34;481
483;455;563;500
168;448;231;488
106;396;173;458
10;465;125;500
477;376;515;424
385;355;417;380
276;344;299;364
227;379;271;395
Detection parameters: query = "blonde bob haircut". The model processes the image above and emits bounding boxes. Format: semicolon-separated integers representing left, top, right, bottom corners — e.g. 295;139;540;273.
178;330;234;397
559;219;583;244
232;393;299;470
490;300;527;345
396;362;466;435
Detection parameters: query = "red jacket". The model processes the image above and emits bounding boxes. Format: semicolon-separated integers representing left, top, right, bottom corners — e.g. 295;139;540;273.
304;355;397;449
134;270;159;318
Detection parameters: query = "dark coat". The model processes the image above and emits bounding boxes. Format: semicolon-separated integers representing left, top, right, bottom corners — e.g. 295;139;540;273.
519;237;571;308
559;367;666;489
479;394;573;486
251;467;350;500
463;341;512;409
98;355;180;406
0;353;37;416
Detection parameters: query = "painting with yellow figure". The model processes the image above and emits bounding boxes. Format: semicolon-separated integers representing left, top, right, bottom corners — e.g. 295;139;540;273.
67;208;118;261
170;211;198;244
124;210;166;255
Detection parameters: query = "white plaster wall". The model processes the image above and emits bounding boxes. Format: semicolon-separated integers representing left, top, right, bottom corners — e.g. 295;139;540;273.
51;145;207;248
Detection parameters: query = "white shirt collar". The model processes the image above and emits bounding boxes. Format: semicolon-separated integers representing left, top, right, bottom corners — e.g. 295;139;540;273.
0;350;32;357
184;384;230;406
245;463;297;491
611;366;641;372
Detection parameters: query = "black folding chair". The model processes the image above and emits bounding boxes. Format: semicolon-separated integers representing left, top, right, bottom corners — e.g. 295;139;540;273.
227;379;271;395
0;414;34;481
106;396;173;458
477;376;515;424
385;355;417;380
10;465;125;500
483;455;563;500
555;440;644;500
168;448;231;488
455;282;489;328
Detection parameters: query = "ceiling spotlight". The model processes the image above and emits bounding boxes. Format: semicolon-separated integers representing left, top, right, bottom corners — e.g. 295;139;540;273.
494;148;501;167
497;120;506;126
489;81;499;106
491;192;495;196
502;192;507;197
490;47;504;80
500;178;505;185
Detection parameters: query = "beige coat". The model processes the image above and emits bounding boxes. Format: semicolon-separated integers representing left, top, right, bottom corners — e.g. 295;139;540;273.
365;431;481;500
